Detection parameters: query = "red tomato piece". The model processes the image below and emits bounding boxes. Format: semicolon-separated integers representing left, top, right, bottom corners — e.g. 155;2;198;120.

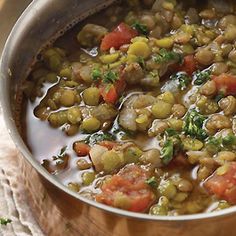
100;23;138;51
114;74;126;95
178;55;196;75
212;73;236;95
73;142;90;156
204;162;236;204
96;165;156;212
99;76;126;104
99;84;118;104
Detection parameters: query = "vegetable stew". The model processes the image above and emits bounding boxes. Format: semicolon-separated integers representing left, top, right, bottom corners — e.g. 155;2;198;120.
21;0;236;215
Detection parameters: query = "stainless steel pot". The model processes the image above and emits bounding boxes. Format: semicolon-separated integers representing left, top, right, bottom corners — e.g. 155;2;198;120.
1;1;236;235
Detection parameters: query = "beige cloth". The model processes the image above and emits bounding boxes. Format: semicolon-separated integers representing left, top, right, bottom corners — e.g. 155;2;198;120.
0;111;44;236
0;1;51;235
0;2;44;235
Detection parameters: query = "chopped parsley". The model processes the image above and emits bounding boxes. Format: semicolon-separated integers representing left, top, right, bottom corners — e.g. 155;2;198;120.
153;49;182;64
206;134;236;154
146;176;158;188
118;95;125;104
42;146;69;174
222;134;236;146
215;92;225;103
206;134;236;153
103;70;118;84
165;128;178;137
161;139;174;165
205;136;222;154
193;69;211;85
162;127;182;165
0;218;12;225
132;22;149;35
53;146;67;160
59;146;67;156
183;110;208;140
85;131;116;145
170;72;191;90
137;56;146;69
91;68;102;81
113;127;135;140
91;68;118;84
52;146;69;167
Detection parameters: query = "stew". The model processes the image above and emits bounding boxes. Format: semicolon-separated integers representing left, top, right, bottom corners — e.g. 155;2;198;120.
21;0;236;215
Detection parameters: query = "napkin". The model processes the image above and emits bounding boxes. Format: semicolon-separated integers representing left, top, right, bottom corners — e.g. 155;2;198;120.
0;111;44;236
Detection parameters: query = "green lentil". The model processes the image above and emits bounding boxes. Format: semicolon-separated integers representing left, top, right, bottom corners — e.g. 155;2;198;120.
82;172;95;186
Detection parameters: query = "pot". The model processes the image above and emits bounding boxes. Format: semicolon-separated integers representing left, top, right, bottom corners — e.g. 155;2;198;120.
1;0;236;235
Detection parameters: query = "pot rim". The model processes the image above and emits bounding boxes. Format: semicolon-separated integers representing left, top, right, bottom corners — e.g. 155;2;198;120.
1;0;236;222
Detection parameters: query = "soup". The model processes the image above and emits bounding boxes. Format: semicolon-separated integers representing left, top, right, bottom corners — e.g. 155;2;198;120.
21;0;236;216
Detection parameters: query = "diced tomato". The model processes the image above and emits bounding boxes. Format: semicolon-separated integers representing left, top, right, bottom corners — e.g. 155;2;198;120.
178;55;196;75
98;141;118;150
204;162;236;204
99;72;126;104
96;165;156;212
100;23;138;51
73;142;90;157
114;74;126;95
99;84;118;104
212;73;236;95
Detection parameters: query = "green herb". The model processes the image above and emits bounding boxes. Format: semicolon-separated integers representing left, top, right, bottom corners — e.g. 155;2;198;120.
118;95;125;104
137;56;146;69
85;131;115;145
215;92;225;103
132;22;149;35
0;218;12;225
52;146;68;166
222;134;236;146
206;134;236;153
59;146;67;156
92;67;119;85
164;127;182;151
183;110;208;140
91;68;102;81
193;69;211;85
170;72;191;90
161;139;174;165
117;129;135;140
161;128;182;165
146;176;158;188
103;70;118;84
153;49;182;64
53;146;67;160
165;128;178;137
205;136;222;153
